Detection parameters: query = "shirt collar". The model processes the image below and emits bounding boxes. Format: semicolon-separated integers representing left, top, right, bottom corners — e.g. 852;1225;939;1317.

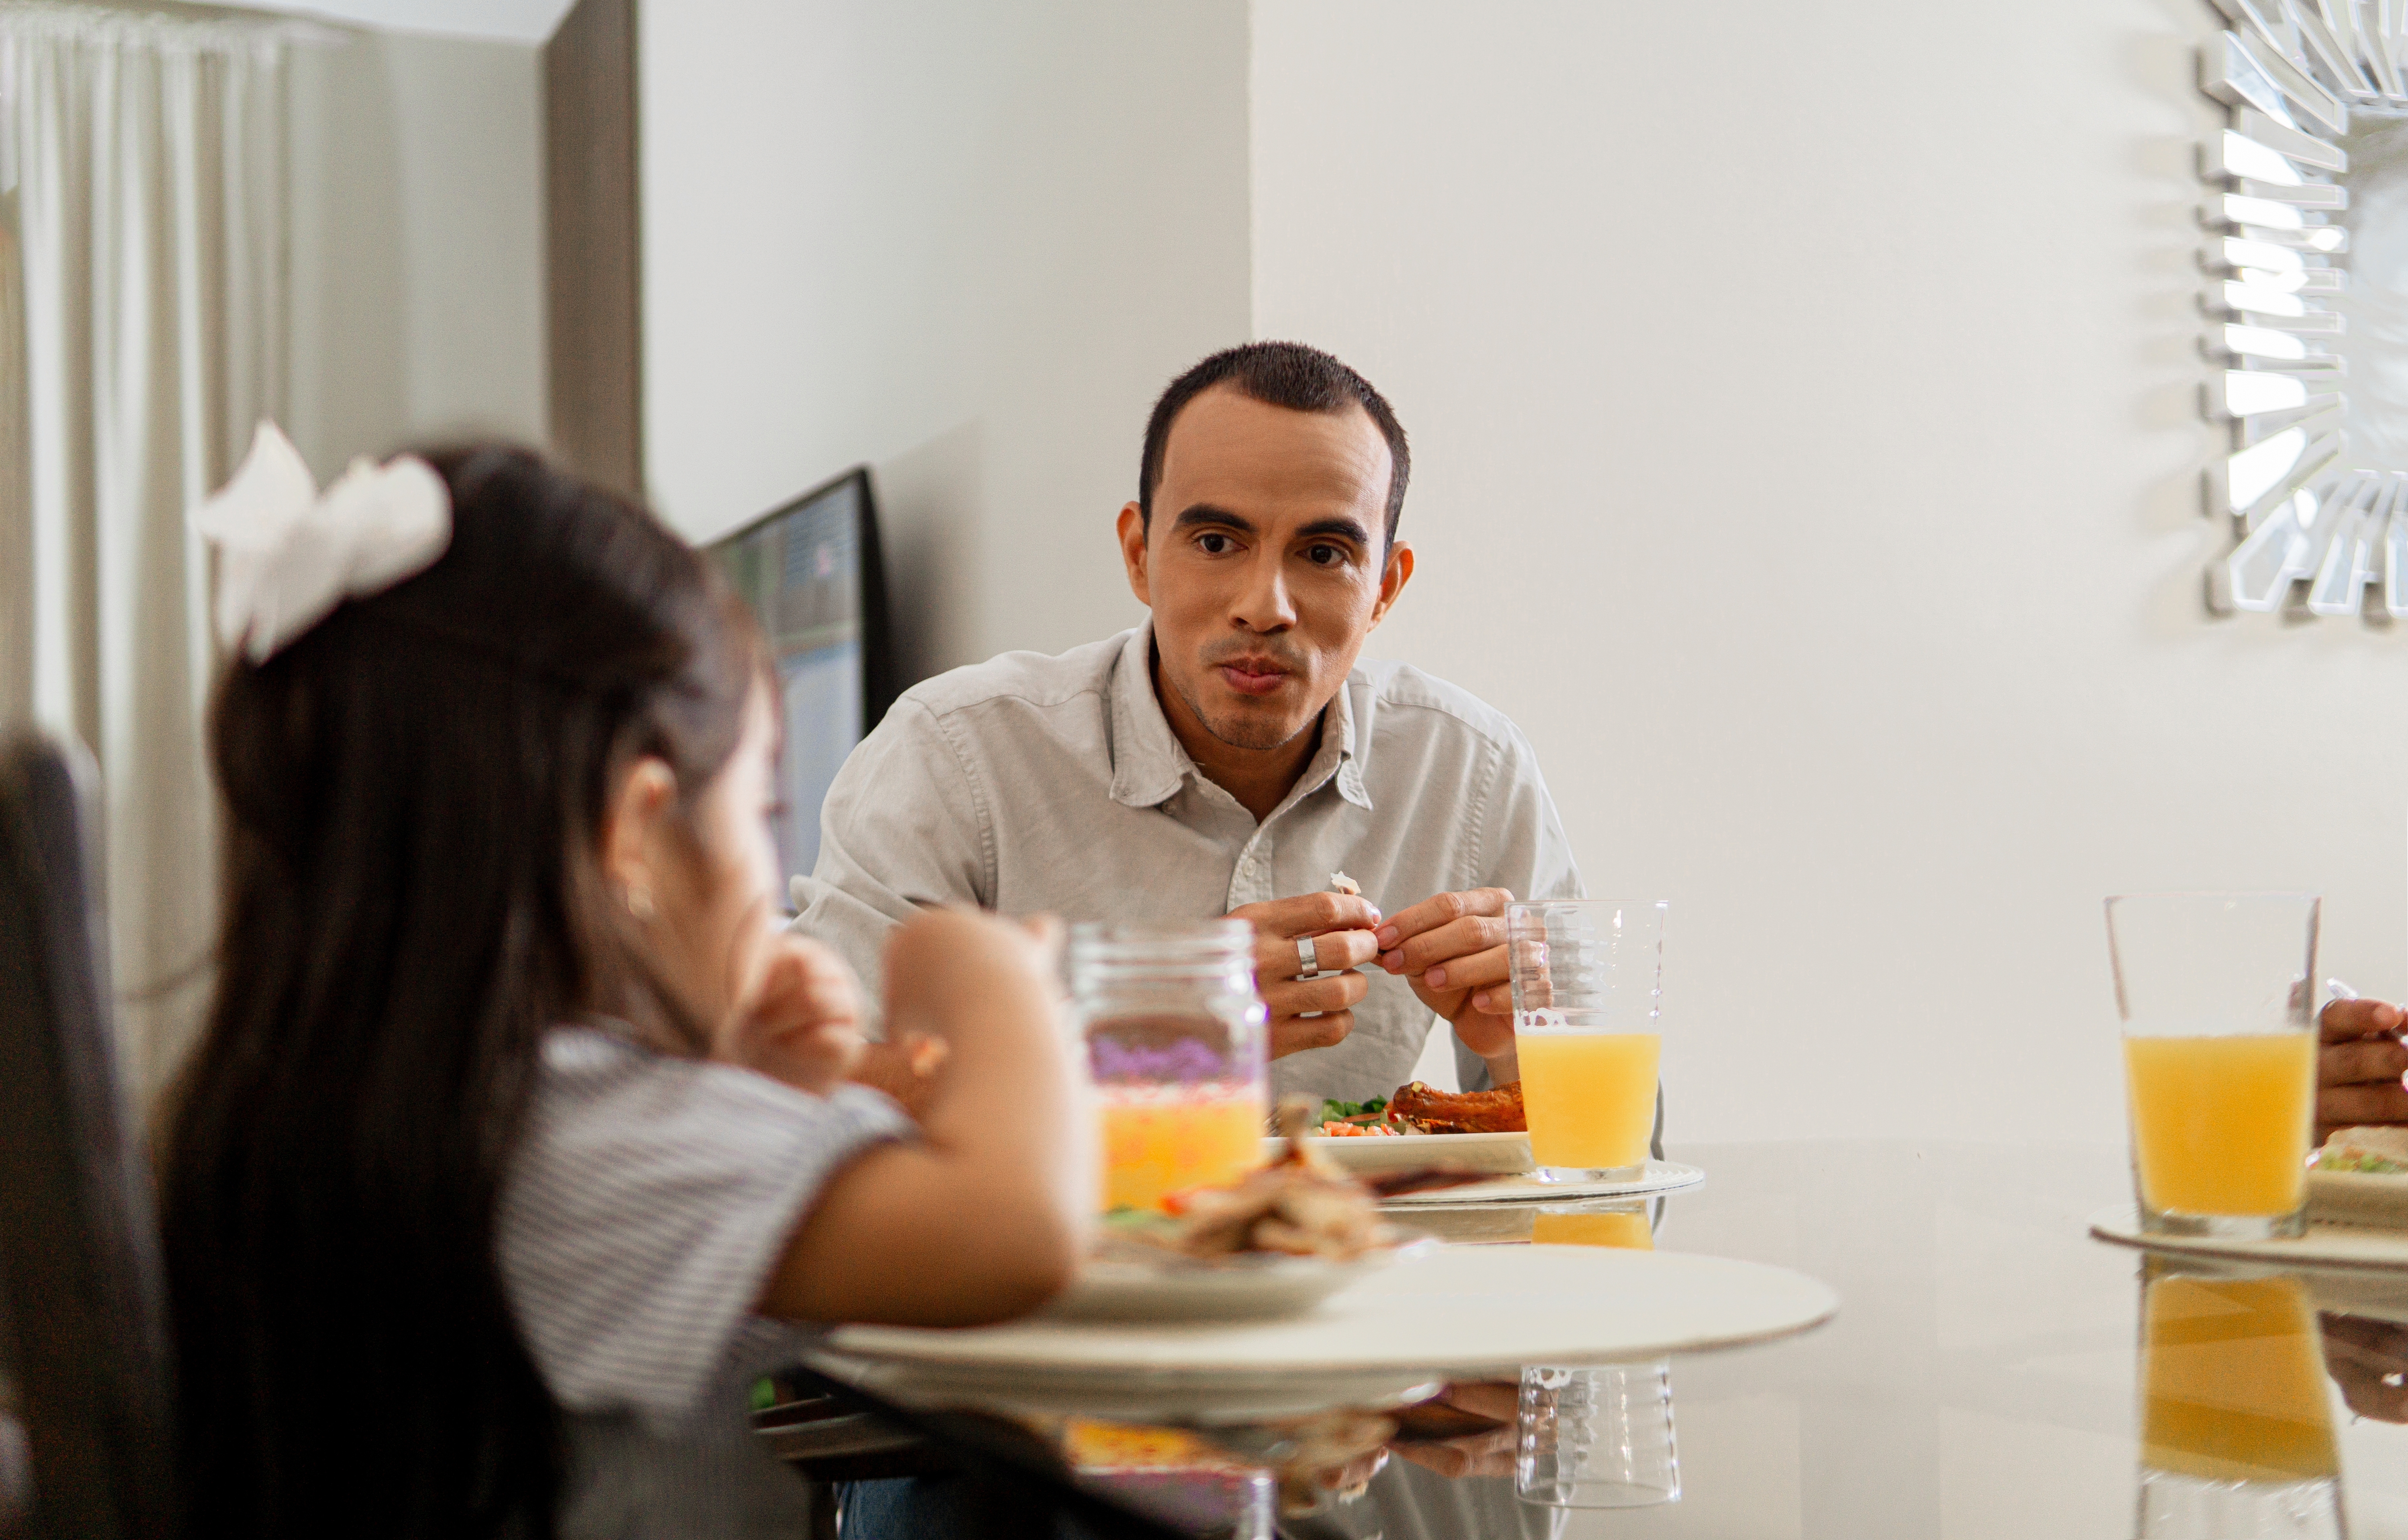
1108;621;1375;814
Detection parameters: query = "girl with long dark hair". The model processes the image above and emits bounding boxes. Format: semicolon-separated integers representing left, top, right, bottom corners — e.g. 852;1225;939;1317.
159;431;1090;1539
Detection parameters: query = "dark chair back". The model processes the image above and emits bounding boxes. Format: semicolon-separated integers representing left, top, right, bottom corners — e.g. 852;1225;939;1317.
0;730;176;1539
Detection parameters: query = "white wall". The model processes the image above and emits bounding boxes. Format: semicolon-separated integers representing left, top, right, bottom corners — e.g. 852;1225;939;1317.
639;0;1250;682
1252;0;2408;1144
286;29;546;477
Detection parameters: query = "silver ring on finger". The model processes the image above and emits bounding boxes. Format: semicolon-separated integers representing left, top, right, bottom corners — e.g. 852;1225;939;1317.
1296;935;1320;978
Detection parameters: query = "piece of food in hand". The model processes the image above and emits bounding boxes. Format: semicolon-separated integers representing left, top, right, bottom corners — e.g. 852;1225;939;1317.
1387;1079;1526;1134
2317;1126;2408;1174
1329;871;1361;897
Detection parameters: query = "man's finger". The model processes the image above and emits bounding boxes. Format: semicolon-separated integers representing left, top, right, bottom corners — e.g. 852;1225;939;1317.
1423;943;1510;994
2323;1037;2408;1087
2324;997;2407;1042
1263;970;1371;1018
1257;926;1379;981
1230;892;1382;940
1270;1009;1355;1059
2319;1081;2408;1127
1374;888;1512;951
1382;916;1506;977
1437;1382;1519;1422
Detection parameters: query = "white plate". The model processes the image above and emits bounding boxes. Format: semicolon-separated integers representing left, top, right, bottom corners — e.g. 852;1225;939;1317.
1038;1238;1435;1323
2309;1168;2408;1229
2090;1203;2408;1272
1377;1160;1705;1206
1269;1131;1533;1176
824;1244;1837;1383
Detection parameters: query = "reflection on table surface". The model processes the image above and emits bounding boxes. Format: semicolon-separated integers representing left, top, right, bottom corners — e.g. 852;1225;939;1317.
781;1140;2408;1539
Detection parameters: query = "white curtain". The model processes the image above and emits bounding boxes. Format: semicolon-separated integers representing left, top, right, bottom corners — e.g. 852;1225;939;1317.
0;6;289;1102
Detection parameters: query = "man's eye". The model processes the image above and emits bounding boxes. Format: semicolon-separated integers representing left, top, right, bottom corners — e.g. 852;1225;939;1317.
1198;532;1235;555
1306;544;1346;566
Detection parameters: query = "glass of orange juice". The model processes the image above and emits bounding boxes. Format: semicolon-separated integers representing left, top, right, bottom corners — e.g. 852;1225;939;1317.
2106;893;2319;1240
2135;1259;2344;1536
1070;920;1266;1213
1508;899;1668;1184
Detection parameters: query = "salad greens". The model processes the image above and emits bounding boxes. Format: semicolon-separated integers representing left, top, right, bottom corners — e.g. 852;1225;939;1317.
1317;1096;1388;1123
2316;1150;2408;1175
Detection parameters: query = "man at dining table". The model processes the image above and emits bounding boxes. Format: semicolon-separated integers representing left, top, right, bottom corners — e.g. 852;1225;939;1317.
791;340;1582;1107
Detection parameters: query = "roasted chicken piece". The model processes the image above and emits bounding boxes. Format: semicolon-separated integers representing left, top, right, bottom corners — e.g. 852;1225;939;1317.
1388;1078;1525;1134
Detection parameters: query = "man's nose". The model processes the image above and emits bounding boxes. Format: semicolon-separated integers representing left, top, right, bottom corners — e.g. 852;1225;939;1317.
1231;550;1297;632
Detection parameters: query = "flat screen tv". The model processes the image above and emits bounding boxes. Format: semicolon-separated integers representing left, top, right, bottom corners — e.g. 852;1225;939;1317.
706;467;898;890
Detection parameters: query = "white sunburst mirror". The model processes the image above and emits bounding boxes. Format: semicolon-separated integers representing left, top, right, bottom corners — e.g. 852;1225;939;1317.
2199;0;2408;619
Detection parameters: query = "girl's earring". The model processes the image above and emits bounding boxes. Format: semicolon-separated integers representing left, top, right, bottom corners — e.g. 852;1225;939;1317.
626;883;655;921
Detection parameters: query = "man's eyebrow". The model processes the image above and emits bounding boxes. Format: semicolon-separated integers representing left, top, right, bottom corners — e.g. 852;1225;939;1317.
1171;504;1257;534
1297;516;1375;547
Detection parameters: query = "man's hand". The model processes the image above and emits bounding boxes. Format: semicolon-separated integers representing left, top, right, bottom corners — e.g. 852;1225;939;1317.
2321;1312;2408;1423
716;932;866;1095
2319;996;2408;1140
1389;1382;1517;1478
1375;888;1517;1079
1226;892;1384;1060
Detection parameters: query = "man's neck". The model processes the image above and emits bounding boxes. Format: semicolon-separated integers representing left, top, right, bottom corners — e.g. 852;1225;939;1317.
1151;651;1321;824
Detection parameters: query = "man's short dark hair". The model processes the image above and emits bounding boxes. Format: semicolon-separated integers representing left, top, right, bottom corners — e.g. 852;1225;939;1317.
1138;341;1411;543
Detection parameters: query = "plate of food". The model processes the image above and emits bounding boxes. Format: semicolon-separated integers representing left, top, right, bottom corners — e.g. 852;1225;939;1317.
1275;1081;1536;1177
1045;1110;1439;1324
2310;1126;2408;1229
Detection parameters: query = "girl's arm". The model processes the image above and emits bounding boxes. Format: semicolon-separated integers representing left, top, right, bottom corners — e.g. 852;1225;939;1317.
753;909;1093;1327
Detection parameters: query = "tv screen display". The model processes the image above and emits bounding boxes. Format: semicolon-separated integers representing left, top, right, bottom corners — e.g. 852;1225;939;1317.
706;467;897;892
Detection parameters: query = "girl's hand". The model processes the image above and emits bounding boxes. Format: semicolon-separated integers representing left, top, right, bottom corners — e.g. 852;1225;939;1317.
846;1034;952;1121
716;933;865;1095
883;909;1063;1038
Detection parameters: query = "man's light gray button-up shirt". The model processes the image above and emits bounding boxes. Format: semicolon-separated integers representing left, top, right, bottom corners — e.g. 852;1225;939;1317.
791;623;1583;1105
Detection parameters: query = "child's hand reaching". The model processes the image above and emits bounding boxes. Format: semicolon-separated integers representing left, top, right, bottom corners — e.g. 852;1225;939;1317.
845;1034;952;1120
715;932;865;1095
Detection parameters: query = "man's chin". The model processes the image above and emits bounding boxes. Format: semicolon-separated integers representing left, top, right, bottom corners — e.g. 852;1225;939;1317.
1197;699;1315;752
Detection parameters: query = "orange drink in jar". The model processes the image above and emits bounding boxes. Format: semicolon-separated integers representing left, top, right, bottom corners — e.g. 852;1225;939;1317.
1072;921;1267;1214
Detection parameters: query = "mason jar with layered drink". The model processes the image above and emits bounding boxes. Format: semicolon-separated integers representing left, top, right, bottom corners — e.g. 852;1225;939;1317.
1070;919;1267;1213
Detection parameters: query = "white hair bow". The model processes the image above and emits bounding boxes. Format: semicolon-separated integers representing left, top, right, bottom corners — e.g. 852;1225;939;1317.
190;423;452;662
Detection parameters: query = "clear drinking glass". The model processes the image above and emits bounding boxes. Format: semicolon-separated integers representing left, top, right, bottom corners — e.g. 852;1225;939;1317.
1507;899;1668;1183
1516;1362;1680;1509
1070;920;1267;1214
2105;894;2319;1240
2133;1258;2345;1538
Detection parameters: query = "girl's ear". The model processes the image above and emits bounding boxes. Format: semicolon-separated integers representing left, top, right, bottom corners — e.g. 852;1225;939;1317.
601;756;679;916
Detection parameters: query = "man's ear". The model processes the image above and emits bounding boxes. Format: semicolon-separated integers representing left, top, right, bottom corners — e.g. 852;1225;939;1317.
1117;502;1152;607
1367;540;1414;630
